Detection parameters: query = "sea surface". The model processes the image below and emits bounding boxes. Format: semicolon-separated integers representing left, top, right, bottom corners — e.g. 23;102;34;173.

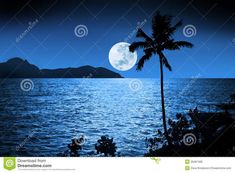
0;78;235;156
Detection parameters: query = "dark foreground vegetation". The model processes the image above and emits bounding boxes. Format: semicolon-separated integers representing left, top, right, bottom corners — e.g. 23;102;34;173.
146;108;235;156
58;107;235;157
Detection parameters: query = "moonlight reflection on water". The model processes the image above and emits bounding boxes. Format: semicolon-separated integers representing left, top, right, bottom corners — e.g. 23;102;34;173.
0;78;234;156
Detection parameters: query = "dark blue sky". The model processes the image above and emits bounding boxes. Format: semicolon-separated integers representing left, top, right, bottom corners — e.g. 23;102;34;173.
0;0;235;78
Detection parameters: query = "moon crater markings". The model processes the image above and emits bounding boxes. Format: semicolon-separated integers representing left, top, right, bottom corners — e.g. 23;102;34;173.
109;42;137;71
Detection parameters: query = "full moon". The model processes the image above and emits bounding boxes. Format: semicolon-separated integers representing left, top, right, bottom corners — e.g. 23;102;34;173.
109;42;137;71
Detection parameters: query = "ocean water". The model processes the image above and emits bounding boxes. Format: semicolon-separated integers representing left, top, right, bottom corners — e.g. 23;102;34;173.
0;78;235;156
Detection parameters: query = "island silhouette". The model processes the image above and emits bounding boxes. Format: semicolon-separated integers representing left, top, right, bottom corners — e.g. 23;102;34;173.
0;58;122;78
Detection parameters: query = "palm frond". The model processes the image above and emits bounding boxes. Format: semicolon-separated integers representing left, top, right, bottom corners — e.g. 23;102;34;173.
162;39;179;50
129;41;150;52
166;20;183;36
136;48;154;71
162;56;172;71
158;51;172;71
173;41;193;48
173;20;183;29
128;11;193;73
163;40;193;50
136;29;153;44
151;11;172;43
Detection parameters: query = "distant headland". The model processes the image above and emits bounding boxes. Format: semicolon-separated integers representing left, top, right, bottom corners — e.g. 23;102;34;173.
0;58;123;78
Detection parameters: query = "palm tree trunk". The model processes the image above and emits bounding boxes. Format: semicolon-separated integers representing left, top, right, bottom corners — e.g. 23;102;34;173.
159;55;172;147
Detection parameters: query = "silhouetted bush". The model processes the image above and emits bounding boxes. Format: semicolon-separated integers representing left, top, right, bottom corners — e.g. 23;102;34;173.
58;136;85;157
146;110;235;156
146;113;198;155
67;138;82;156
95;136;117;156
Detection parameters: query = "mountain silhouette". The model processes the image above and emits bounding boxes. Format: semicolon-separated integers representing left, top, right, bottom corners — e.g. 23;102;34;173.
0;58;122;78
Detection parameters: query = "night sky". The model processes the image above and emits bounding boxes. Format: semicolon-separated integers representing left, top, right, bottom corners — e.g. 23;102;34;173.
0;0;235;78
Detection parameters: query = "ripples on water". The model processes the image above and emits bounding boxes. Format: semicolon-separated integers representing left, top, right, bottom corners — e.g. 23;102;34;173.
0;78;235;156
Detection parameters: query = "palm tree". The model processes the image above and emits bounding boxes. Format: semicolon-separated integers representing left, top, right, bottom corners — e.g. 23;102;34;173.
129;11;193;146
